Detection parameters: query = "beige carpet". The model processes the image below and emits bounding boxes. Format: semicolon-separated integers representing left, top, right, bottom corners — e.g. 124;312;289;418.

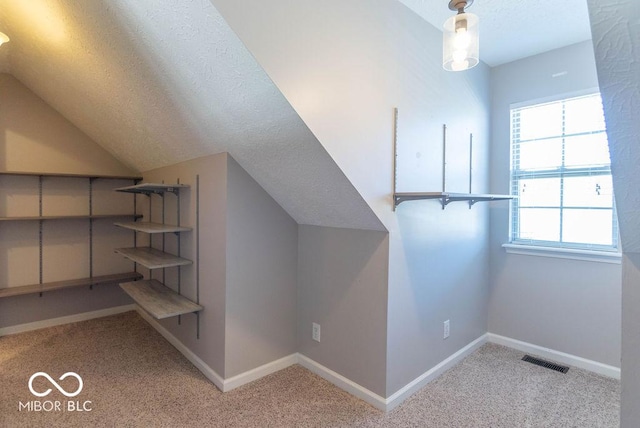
0;311;619;427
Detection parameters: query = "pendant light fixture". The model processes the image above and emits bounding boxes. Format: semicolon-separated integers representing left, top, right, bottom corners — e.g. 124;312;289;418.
443;0;479;72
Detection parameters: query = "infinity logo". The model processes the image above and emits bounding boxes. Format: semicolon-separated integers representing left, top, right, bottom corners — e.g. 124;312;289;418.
28;372;83;398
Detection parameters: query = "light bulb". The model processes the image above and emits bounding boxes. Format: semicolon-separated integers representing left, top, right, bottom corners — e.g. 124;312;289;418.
451;60;470;72
452;49;468;63
453;29;470;50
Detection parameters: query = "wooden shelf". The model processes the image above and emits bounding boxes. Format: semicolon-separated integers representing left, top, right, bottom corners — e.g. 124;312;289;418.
0;214;142;222
120;279;203;319
114;247;193;269
114;221;192;234
115;183;189;195
394;192;514;209
0;171;142;180
0;272;143;298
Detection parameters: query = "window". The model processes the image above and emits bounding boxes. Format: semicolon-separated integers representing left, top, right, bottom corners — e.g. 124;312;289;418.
510;93;618;251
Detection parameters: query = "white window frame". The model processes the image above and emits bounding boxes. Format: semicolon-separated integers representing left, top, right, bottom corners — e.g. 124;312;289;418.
507;90;620;262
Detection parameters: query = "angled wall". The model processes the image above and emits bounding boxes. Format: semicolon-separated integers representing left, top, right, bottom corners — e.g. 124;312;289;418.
141;154;228;377
587;1;640;425
297;225;388;396
211;0;493;398
142;153;298;381
225;156;298;378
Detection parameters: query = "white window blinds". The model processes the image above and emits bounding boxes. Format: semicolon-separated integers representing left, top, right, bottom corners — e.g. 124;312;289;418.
510;93;618;250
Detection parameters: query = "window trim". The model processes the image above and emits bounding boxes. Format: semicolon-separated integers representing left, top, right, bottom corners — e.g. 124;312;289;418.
508;90;618;252
502;243;622;264
509;87;601;111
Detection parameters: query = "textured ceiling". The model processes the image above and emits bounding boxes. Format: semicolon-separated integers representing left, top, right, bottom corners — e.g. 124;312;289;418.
398;0;593;66
0;0;384;231
587;0;640;253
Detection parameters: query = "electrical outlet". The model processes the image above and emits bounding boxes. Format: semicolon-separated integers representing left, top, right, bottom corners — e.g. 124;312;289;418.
312;322;321;342
443;320;450;339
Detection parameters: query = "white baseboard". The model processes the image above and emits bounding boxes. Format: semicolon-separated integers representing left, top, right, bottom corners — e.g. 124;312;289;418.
487;333;621;379
297;353;388;411
224;354;298;392
136;308;298;393
6;307;617;414
135;308;226;391
384;334;488;411
0;304;136;337
299;334;488;412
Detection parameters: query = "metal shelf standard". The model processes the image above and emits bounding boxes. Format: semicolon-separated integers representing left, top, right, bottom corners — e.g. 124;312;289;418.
392;108;514;210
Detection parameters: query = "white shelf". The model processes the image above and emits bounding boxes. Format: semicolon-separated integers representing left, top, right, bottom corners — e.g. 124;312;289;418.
114;247;193;269
394;192;514;209
114;221;192;234
120;279;202;319
114;183;189;195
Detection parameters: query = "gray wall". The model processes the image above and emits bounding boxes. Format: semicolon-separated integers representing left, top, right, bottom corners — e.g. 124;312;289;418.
622;253;640;426
143;154;229;376
225;156;298;378
488;41;622;367
586;0;640;424
144;153;298;379
388;199;492;395
0;74;136;176
211;0;493;398
297;225;388;396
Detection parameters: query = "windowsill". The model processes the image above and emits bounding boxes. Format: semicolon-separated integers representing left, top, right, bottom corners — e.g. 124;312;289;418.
502;243;622;264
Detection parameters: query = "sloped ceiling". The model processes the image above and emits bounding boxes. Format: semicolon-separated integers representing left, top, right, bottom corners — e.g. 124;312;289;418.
587;0;640;253
0;0;384;231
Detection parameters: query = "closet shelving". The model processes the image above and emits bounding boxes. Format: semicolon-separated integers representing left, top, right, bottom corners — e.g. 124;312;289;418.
114;182;203;323
392;108;514;210
0;171;143;180
0;272;143;299
0;214;141;221
119;279;202;319
114;247;192;270
113;221;191;234
0;171;143;298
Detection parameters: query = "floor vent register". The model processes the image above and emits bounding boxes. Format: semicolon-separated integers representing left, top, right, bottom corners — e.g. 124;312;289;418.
521;355;569;374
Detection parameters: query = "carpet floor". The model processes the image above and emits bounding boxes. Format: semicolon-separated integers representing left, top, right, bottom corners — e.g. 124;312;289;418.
0;311;620;427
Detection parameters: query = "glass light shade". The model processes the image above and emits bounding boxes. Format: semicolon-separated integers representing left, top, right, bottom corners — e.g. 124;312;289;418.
443;12;479;72
0;32;9;46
